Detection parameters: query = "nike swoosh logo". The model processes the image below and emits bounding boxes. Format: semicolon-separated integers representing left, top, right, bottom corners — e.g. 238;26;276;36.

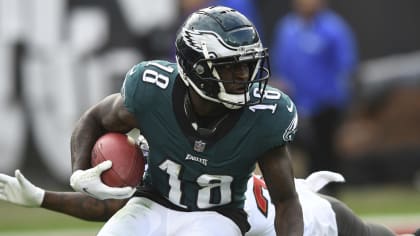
286;102;293;112
82;187;93;196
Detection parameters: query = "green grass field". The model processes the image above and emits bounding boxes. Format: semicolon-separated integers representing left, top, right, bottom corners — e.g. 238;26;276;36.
340;184;420;215
0;204;102;235
340;184;420;234
0;185;419;235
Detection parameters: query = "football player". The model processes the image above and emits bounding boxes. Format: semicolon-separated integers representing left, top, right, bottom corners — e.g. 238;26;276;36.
69;5;302;236
0;169;414;236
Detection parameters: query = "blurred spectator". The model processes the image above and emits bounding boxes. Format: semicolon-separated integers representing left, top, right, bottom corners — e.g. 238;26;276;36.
270;0;358;192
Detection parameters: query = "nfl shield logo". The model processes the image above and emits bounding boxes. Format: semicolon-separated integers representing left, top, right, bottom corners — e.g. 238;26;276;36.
194;140;206;152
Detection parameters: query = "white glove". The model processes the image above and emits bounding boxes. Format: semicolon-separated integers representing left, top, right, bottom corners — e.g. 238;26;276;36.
70;160;136;200
302;171;345;192
137;134;149;157
0;170;45;207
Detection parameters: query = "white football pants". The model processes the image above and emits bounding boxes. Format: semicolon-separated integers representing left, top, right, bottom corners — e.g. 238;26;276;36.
97;197;241;236
245;171;342;236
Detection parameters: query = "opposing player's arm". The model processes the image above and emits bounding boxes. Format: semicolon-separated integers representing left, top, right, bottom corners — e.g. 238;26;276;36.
258;145;303;236
42;191;127;221
0;170;126;221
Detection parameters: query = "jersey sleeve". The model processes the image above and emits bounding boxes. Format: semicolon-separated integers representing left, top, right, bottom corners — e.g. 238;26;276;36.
121;63;144;114
120;60;177;119
121;61;165;115
264;91;299;149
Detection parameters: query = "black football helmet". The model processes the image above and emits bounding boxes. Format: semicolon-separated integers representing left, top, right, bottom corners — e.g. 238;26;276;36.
175;6;270;109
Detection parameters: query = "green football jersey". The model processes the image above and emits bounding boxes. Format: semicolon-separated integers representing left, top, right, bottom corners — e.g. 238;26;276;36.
121;60;298;210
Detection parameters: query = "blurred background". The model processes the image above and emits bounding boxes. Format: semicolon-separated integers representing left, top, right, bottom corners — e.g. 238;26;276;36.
0;0;419;234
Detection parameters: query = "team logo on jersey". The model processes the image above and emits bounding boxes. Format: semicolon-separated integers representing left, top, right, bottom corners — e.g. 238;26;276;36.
185;153;208;166
283;112;298;142
193;140;206;152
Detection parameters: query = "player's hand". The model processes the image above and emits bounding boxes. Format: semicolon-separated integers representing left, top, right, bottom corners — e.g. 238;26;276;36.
0;170;45;207
70;160;136;200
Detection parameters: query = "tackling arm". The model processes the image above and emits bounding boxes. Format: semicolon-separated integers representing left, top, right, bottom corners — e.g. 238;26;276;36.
42;191;126;221
258;145;303;236
0;170;126;221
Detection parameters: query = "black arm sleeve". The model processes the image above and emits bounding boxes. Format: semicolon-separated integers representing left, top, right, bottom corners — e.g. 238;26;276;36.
320;195;396;236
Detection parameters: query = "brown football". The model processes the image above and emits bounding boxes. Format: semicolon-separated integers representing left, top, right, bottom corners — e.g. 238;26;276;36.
91;133;144;187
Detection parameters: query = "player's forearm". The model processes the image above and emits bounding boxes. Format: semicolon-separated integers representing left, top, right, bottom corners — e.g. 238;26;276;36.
71;111;106;171
41;191;125;221
274;197;303;236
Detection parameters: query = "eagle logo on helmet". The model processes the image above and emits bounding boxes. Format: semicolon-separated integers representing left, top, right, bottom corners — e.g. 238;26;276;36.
182;28;236;57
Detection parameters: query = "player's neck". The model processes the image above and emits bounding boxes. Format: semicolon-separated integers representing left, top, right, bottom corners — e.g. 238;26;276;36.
185;89;230;131
187;89;227;118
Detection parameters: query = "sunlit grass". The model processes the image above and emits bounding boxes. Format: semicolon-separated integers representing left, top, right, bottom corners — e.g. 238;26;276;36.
339;184;420;216
0;184;419;234
0;203;102;232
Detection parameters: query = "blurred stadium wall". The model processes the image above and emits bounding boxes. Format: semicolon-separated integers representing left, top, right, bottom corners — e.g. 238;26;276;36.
0;0;419;187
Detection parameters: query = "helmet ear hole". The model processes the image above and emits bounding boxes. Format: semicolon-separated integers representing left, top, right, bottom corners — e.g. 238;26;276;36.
195;64;205;75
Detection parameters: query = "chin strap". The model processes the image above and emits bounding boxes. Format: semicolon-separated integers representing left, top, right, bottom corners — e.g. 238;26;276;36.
218;92;248;109
201;41;246;109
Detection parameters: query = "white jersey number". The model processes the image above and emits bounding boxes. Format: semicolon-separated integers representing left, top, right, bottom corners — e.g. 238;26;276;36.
249;88;281;113
159;159;233;209
141;62;174;89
